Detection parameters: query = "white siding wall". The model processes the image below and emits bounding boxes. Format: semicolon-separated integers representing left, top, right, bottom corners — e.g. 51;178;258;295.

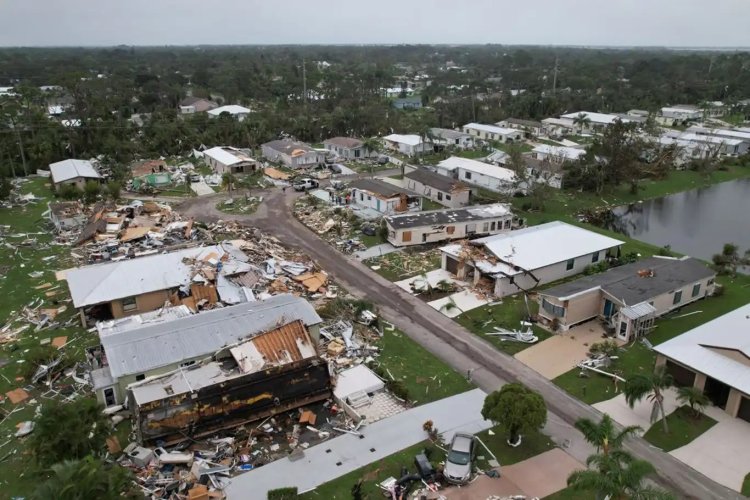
405;179;470;208
352;189;398;214
457;167;514;193
388;216;512;247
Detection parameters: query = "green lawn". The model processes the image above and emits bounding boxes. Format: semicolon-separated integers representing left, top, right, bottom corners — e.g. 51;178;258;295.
375;328;473;405
0;177;99;497
544;486;597;499
364;248;442;282
642;406;717;452
454;298;551;356
421;197;444;211
456;149;489;159
554;272;750;404
474;426;555;469
300;441;443;500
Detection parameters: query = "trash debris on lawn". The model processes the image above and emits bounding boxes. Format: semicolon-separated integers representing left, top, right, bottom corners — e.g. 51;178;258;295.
293;195;375;253
367;247;442;279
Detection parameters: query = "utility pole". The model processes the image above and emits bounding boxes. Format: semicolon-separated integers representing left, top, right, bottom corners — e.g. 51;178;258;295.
6;117;28;176
302;58;308;107
552;56;559;95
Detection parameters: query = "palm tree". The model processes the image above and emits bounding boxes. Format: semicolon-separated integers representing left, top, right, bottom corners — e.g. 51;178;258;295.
574;414;642;456
568;451;673;500
677;386;710;419
623;366;674;433
362;137;381;158
33;455;139;500
572;112;591;134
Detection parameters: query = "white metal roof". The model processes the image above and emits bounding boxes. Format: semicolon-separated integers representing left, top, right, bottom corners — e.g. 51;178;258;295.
437;156;516;181
677;133;743;147
463;123;521;136
560;111;632;125
531;144;586;161
542;117;577;128
49;159;101;184
383;134;425;146
472;221;623;273
687;126;750;142
102;294;321;379
654;304;750;396
207;105;251;116
203;146;255;166
65;243;248;308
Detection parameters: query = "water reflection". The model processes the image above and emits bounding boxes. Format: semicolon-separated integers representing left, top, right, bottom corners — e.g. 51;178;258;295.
602;179;750;262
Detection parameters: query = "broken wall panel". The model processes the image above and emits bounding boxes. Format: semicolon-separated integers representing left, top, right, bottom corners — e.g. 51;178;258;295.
131;359;332;445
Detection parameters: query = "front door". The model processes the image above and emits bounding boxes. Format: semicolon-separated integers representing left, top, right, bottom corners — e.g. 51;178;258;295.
704;377;731;409
603;299;615;318
103;387;116;407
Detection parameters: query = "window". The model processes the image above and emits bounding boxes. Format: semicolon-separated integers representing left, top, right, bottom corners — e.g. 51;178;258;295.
359;193;364;201
103;387;116;406
437;192;443;201
180;360;196;368
619;321;628;336
354;149;360;158
135;374;145;381
592;252;600;263
422;233;428;243
566;258;575;271
367;195;371;201
464;172;472;180
122;296;137;312
673;291;683;305
504;219;511;229
490;221;496;231
445;194;451;201
692;284;701;297
482;222;489;232
541;298;565;317
466;223;476;235
708;278;715;286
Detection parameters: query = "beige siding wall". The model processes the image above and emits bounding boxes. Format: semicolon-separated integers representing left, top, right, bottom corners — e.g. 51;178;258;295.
539;289;602;329
648;277;715;315
110;289;172;319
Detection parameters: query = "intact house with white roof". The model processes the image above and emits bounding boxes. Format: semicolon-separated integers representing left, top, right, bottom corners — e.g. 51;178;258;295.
384;203;515;247
404;168;471;208
537;257;716;340
86;294;322;412
654;303;750;421
261;139;325;169
542;117;577;138
207;104;252;121
531;144;587;163
495;118;544;138
558;111;633;133
49;159;102;191
349;178;422;215
429;128;475;150
661;130;748;158
382;134;433;157
436;156;519;194
685;126;750;156
203;146;259;174
440;221;624;298
63;243;258;325
461;123;524;144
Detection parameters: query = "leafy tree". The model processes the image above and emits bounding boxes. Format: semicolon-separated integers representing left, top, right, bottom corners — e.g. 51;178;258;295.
623;366;674;433
32;455;139;500
58;184;82;200
222;171;236;193
0;174;11;200
481;383;547;446
105;181;121;201
574;414;641;456
82;180;101;204
567;451;673;500
28;398;111;467
677;386;710;419
711;243;749;277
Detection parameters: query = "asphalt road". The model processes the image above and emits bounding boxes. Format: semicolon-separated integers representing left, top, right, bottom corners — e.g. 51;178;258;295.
176;188;742;500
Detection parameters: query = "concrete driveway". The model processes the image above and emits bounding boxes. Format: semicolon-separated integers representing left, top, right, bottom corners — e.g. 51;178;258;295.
514;321;610;379
593;388;681;433
670;414;750;491
190;179;215;196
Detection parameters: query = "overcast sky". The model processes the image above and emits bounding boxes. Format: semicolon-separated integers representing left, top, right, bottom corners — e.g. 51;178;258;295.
1;0;749;47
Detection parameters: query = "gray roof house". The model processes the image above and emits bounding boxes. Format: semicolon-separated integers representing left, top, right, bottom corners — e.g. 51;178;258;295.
538;256;716;340
49;159;102;190
261;139;325;169
404;168;471;208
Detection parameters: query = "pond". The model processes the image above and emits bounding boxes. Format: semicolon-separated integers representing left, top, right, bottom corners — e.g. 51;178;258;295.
603;179;750;261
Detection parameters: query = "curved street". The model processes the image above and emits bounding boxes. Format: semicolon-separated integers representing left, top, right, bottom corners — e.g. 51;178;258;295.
176;188;742;500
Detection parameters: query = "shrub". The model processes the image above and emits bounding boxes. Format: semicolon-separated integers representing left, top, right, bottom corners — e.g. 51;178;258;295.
59;184;82;200
267;487;298;500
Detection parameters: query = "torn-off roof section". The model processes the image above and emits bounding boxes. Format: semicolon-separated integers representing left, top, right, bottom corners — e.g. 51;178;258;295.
385;203;512;229
101;294;321;379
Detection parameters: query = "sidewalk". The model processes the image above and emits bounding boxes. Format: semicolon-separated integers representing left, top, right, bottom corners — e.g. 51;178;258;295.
225;389;491;499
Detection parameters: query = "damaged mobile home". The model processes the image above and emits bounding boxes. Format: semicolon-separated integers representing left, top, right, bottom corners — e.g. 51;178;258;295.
87;295;324;422
128;316;330;445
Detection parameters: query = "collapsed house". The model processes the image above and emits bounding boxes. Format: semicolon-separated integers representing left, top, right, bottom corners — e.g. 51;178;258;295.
440;221;624;297
127;314;330;445
384;203;516;247
87;294;323;415
46;201;86;233
537;256;716;339
63;242;261;324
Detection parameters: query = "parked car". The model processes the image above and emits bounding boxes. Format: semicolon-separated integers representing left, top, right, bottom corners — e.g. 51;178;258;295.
292;178;319;191
329;163;344;174
443;432;476;484
189;173;201;183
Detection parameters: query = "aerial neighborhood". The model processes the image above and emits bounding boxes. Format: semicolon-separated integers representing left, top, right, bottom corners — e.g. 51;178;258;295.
1;33;750;500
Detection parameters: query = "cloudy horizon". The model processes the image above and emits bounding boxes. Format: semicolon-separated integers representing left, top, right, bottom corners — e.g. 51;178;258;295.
1;0;749;48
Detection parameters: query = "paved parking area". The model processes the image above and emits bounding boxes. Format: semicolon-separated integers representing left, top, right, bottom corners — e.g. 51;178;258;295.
514;322;609;379
429;290;491;318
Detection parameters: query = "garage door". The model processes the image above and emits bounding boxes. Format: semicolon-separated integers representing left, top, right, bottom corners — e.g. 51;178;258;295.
665;360;696;387
445;256;459;275
738;397;750;423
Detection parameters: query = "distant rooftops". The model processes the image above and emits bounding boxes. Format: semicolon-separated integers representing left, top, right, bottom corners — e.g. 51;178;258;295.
560;111;633;125
207;104;251;116
463;123;520;136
